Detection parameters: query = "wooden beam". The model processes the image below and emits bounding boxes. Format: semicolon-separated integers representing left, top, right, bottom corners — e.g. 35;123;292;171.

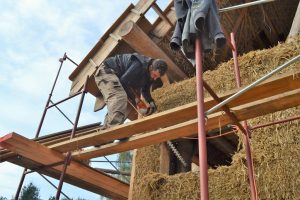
0;133;129;200
159;142;171;174
2;70;300;162
48;70;300;152
152;3;173;27
151;4;177;38
288;1;300;39
72;88;300;159
128;149;137;200
233;9;247;34
118;20;186;81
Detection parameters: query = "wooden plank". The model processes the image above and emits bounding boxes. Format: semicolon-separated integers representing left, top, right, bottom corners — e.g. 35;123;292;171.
72;88;300;159
2;70;300;162
134;0;156;14
152;3;173;27
288;1;300;38
50;70;300;152
128;149;137;200
0;133;129;200
159;142;171;174
5;156;121;196
152;4;177;38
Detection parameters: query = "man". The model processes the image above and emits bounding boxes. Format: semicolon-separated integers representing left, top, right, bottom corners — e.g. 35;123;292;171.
94;53;168;130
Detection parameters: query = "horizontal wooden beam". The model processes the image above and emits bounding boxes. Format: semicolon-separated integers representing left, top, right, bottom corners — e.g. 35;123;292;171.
1;70;300;160
49;70;300;152
0;133;129;200
72;88;300;159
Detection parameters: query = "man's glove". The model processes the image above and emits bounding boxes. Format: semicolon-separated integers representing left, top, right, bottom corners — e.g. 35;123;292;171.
146;101;157;115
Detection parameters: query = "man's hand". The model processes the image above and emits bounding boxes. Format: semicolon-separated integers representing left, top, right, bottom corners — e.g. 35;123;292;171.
146;101;157;115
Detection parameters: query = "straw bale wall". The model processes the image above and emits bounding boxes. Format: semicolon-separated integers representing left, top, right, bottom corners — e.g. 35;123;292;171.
131;36;300;199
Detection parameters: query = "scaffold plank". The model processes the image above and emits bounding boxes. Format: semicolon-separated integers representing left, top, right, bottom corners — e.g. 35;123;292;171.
0;133;129;200
49;70;300;152
1;70;299;160
72;88;300;159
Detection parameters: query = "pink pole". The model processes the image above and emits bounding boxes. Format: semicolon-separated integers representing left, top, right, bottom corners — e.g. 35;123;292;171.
195;37;209;200
250;115;300;130
231;32;258;200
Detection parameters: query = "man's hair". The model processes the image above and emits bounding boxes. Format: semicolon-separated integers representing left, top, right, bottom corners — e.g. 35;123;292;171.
152;59;168;75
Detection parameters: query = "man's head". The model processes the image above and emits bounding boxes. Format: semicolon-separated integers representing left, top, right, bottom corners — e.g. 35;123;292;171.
149;59;168;80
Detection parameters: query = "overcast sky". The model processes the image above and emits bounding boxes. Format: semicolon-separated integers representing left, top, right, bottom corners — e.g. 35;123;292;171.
0;0;169;199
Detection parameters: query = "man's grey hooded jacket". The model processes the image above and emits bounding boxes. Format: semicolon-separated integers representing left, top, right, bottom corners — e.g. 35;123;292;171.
170;0;226;59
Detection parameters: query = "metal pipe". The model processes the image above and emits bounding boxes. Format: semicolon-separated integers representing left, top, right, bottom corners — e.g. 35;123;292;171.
15;53;67;200
55;77;88;200
47;91;82;109
203;81;246;133
14;168;27;200
50;100;74;125
35;53;67;138
66;55;79;67
250;115;300;130
104;156;130;182
55;152;72;200
38;173;71;200
94;168;131;176
24;161;65;175
90;160;132;163
206;53;300;115
231;32;258;200
195;37;209;200
219;0;276;13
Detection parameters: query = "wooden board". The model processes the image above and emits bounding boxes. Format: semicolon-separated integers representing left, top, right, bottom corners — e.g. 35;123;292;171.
1;70;299;162
72;88;300;159
49;70;300;152
0;133;129;200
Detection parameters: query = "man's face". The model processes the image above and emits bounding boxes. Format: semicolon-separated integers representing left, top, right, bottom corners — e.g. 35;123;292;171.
150;69;161;80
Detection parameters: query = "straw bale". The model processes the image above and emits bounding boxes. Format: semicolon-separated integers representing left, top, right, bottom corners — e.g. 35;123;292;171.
132;37;300;199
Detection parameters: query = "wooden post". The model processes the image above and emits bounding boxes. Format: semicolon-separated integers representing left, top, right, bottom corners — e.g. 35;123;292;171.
287;1;300;39
128;149;137;200
119;20;187;82
159;142;170;174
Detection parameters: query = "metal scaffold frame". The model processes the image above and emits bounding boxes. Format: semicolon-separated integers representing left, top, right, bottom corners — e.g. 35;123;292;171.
13;53;126;200
195;29;300;200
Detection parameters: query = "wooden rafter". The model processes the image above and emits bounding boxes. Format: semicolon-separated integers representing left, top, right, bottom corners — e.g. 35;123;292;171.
152;3;173;27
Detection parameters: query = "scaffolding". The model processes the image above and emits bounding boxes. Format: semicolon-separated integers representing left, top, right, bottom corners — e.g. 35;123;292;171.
1;0;300;199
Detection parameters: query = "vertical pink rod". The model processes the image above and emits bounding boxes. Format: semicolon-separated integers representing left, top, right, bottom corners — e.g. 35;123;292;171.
195;37;209;200
231;32;258;200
